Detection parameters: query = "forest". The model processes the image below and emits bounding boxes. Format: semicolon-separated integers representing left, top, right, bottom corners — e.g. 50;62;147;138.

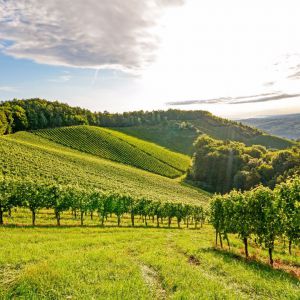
0;98;260;134
188;135;300;193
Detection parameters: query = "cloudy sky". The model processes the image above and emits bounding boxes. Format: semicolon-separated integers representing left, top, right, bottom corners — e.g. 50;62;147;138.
0;0;300;118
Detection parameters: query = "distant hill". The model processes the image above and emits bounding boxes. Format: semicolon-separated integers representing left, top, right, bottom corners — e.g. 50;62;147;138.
114;119;295;155
35;125;190;178
240;113;300;141
0;98;295;155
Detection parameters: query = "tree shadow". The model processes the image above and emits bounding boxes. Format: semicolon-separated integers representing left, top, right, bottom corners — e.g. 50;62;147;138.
0;223;188;231
202;247;300;283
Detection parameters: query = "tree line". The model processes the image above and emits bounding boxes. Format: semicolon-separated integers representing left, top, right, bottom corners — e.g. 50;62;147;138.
210;176;300;265
188;135;300;193
0;179;205;228
0;98;259;135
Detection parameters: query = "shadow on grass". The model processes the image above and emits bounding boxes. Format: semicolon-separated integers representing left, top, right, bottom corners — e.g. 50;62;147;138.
203;247;300;283
0;223;191;231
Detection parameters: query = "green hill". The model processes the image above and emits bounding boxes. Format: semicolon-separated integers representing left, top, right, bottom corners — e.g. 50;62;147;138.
114;119;295;155
34;125;190;178
1;99;294;156
0;132;208;205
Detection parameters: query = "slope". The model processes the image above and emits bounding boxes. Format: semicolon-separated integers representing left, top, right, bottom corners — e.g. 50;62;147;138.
114;118;295;155
0;132;208;205
34;125;190;178
240;113;300;141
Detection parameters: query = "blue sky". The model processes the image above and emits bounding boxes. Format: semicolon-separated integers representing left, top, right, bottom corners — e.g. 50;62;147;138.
1;0;300;118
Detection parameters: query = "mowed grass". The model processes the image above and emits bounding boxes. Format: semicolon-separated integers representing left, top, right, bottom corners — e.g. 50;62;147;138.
0;132;208;205
0;210;299;299
35;126;190;178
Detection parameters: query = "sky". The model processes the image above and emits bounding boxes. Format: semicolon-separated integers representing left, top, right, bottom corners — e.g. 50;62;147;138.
0;0;300;119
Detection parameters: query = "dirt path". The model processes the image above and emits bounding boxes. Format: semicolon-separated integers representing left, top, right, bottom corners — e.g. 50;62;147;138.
141;264;167;300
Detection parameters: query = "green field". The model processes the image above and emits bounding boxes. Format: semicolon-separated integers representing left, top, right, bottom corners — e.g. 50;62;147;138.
0;132;208;205
34;126;190;178
114;120;295;155
0;210;299;300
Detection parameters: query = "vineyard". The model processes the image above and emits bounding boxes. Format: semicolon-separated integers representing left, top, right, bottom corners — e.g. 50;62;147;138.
0;179;205;228
211;177;300;266
34;126;190;178
0;176;299;299
0;132;208;205
0;116;299;299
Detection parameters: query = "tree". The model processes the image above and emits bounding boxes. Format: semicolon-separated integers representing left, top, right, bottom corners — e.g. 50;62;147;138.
228;190;253;258
0;108;9;135
0;178;15;225
19;181;47;226
11;105;28;132
250;186;284;265
47;184;71;226
275;177;300;254
210;195;225;247
70;186;90;226
112;194;128;227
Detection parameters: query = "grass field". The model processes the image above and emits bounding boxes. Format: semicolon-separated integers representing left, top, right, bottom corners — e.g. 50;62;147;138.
114;120;295;155
0;132;208;205
0;210;299;299
35;126;190;178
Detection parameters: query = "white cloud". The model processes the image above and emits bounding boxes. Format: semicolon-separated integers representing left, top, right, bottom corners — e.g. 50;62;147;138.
48;71;72;83
0;0;184;70
0;86;17;92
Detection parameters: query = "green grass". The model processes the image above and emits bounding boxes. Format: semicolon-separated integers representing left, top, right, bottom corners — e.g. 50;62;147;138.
114;120;295;155
0;210;299;299
0;132;208;205
34;126;190;178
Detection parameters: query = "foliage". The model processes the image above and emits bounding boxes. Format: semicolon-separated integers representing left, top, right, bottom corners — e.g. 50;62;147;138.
210;177;300;265
0;179;205;229
189;135;300;193
275;177;300;254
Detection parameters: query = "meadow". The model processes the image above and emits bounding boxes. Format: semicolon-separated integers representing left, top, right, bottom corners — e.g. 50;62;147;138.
0;209;299;299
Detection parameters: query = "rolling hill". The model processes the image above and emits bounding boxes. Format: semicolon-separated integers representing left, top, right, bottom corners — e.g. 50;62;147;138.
0;131;209;206
34;125;190;178
1;99;295;157
114;119;295;155
240;113;300;141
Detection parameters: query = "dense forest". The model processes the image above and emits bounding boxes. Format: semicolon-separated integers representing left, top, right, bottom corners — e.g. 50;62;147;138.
188;135;300;193
0;98;260;135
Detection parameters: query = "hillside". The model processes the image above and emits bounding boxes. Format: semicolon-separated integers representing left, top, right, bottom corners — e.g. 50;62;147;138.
0;132;208;205
240;113;300;141
34;126;190;178
114;120;295;155
1;99;295;156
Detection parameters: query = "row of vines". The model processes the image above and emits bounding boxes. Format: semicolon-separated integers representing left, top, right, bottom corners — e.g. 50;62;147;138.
1;175;299;266
210;176;300;265
35;126;188;178
0;178;205;228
